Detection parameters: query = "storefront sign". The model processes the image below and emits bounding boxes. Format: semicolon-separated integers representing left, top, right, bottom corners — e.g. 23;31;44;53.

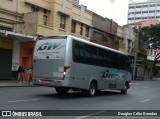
0;37;13;49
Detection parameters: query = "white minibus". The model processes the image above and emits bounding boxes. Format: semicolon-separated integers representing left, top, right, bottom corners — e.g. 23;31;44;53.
32;35;132;96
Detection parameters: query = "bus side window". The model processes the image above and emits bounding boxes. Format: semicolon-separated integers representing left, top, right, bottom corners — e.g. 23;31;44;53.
85;44;91;65
124;56;132;73
119;54;125;70
98;48;104;67
79;42;85;63
104;50;111;68
73;40;85;64
73;40;79;62
90;46;98;65
110;52;115;68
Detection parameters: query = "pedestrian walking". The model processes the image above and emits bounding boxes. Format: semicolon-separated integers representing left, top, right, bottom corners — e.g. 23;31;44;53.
26;67;32;85
18;65;25;83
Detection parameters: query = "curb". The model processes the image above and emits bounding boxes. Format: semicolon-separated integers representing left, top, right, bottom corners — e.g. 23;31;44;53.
0;81;37;87
0;84;38;88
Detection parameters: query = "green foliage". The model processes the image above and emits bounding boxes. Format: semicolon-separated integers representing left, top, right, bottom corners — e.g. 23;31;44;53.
141;24;160;49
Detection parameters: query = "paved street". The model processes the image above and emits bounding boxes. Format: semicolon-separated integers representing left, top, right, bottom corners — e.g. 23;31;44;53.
0;80;160;119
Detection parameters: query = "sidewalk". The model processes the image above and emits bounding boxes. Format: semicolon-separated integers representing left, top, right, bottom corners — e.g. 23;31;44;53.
0;80;36;87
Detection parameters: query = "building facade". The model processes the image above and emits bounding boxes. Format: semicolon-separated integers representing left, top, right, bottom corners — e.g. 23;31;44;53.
0;0;118;80
127;0;160;79
118;26;136;56
128;0;160;24
0;0;93;80
91;13;118;50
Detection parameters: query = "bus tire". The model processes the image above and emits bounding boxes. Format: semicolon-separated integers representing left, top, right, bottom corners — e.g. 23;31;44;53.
84;81;97;97
55;87;69;95
121;84;128;94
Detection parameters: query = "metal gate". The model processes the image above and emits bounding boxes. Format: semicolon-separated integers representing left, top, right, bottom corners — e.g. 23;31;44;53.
0;48;12;80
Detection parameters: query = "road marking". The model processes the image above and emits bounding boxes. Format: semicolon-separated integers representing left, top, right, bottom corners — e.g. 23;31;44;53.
75;116;88;119
140;99;151;103
144;87;149;89
75;111;106;119
8;98;40;103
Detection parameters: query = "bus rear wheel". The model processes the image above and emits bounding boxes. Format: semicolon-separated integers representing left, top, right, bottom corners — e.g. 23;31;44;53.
83;82;97;97
55;87;69;95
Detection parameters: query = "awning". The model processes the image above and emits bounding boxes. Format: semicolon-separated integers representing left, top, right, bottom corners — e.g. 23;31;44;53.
0;30;36;41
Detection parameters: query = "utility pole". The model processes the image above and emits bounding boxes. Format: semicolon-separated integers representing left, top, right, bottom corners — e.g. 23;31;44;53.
133;26;139;80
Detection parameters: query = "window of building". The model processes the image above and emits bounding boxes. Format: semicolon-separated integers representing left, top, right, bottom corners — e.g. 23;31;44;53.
93;31;104;41
136;6;141;8
31;6;39;12
60;15;66;29
157;10;160;12
149;4;155;7
148;16;155;19
142;17;148;19
135;11;141;14
142;11;148;13
135;17;141;20
128;12;135;15
128;18;134;20
149;10;155;13
142;5;148;7
85;26;90;37
127;39;132;53
43;9;48;26
43;15;47;25
129;6;135;9
80;23;83;35
71;20;76;33
157;4;160;6
44;9;48;14
156;16;160;18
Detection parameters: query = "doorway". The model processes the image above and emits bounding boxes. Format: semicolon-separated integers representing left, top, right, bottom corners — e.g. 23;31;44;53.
20;41;35;80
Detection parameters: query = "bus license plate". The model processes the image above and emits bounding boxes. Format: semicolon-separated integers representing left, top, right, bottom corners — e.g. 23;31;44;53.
43;80;51;84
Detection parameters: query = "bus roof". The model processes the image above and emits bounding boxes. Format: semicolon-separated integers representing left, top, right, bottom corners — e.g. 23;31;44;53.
38;35;126;55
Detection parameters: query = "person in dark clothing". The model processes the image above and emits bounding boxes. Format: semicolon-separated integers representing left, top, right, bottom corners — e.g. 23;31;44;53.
18;65;25;83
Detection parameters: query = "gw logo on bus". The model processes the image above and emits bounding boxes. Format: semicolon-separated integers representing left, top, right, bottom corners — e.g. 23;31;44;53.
37;41;65;51
101;69;120;79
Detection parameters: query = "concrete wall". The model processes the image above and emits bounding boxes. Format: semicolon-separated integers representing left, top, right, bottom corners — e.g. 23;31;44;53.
12;40;20;71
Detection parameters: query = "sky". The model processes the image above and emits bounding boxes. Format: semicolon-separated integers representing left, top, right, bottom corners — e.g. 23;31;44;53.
79;0;147;26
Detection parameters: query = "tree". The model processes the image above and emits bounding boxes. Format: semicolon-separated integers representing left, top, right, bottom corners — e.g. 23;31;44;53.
141;24;160;49
141;24;160;79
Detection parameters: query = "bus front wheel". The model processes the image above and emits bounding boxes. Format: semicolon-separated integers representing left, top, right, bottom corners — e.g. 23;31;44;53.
55;87;69;95
121;84;128;94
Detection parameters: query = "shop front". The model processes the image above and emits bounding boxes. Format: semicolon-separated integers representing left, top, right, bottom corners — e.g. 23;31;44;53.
0;37;13;80
0;30;36;80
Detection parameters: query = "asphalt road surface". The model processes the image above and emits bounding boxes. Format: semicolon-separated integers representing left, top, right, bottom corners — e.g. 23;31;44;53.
0;80;160;119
